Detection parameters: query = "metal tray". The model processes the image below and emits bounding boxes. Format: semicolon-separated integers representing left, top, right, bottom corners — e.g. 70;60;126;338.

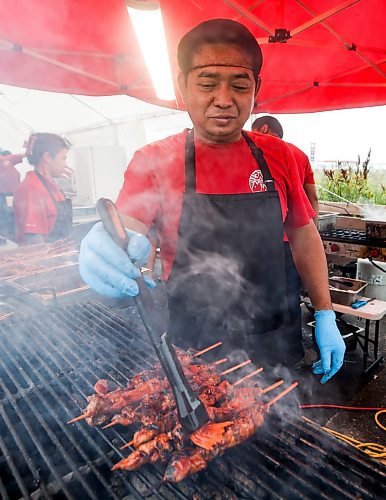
0;239;75;264
329;276;367;305
8;264;90;307
317;212;338;232
0;251;78;281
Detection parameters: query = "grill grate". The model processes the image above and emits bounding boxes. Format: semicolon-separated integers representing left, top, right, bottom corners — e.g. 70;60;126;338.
0;301;385;499
320;229;386;247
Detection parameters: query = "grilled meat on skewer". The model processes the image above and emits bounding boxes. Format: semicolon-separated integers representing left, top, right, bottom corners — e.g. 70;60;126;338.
113;386;265;472
85;365;222;426
207;386;263;421
164;405;267;482
85;378;170;425
131;380;233;446
132;381;255;440
113;401;266;475
107;390;176;427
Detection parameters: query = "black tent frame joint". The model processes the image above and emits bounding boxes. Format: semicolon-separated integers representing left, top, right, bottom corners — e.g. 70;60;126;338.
268;29;291;44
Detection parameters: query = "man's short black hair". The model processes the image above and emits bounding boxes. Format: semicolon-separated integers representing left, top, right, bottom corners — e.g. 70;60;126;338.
252;115;284;139
177;19;263;79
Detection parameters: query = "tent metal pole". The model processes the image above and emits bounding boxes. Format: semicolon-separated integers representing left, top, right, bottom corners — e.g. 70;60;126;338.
0;39;121;90
222;0;275;34
295;0;386;78
292;0;361;37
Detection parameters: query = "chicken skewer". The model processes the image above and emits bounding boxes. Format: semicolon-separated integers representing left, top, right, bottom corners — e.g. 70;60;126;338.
116;368;266;450
67;357;245;426
104;378;232;436
103;359;229;430
163;382;299;482
67;341;223;425
118;369;265;450
119;379;246;450
113;381;281;471
164;405;266;483
112;401;265;473
112;381;297;476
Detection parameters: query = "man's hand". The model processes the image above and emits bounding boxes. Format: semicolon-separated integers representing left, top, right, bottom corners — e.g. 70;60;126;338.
79;222;156;298
312;310;346;384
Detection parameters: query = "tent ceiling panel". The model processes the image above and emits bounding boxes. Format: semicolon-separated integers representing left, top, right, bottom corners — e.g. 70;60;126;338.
0;85;178;136
0;0;384;113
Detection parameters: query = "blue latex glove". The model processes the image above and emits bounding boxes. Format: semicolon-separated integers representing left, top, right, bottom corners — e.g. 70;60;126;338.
79;222;156;298
312;310;346;384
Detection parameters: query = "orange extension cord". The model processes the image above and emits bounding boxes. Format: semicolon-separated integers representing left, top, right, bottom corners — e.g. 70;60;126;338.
299;404;386;459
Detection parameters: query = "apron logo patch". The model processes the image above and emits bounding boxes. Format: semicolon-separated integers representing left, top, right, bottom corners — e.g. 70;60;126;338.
249;170;267;193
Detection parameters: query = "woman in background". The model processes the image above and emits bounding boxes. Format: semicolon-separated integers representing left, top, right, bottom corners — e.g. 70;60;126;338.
0;148;25;242
13;133;72;245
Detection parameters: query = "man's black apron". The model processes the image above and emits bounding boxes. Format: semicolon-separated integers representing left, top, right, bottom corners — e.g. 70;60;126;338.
35;172;72;242
166;131;303;366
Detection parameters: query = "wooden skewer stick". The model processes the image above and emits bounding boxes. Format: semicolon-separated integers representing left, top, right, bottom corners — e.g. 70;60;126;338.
262;379;284;394
233;367;264;386
67;414;87;424
102;421;118;429
214;357;228;365
266;381;299;408
220;359;251;376
120;439;134;450
193;341;222;357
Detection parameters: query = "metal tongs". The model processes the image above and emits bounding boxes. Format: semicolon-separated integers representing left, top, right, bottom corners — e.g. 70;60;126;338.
96;198;209;434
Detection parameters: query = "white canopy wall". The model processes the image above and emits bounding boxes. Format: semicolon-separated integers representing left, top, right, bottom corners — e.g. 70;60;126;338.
0;85;192;204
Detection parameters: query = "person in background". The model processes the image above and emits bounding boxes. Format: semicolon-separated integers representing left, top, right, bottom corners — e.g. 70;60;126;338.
252;115;320;365
0;148;25;242
13;133;72;245
79;19;345;383
251;115;319;222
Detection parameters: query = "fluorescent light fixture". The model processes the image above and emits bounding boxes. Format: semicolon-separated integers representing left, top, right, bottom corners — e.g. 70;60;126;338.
127;7;175;101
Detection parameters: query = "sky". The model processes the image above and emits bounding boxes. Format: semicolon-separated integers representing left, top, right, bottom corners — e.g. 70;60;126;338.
250;105;386;169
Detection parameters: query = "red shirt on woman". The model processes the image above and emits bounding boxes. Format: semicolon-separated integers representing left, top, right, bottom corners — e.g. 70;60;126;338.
13;171;65;243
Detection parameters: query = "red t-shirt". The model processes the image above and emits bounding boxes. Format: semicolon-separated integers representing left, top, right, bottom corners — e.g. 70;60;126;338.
286;142;315;185
0;153;23;194
116;130;314;279
13;171;65;243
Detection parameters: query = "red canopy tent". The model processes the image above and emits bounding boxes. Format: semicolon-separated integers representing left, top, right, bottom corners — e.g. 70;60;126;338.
0;0;385;113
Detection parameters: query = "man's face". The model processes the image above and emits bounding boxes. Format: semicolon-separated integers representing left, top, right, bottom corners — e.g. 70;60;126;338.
178;43;260;144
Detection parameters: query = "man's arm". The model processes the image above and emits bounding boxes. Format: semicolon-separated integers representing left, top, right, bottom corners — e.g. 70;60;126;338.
285;221;331;309
303;183;319;225
286;221;345;383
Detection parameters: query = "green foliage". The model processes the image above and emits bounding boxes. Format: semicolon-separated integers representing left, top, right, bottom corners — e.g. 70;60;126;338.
317;149;385;205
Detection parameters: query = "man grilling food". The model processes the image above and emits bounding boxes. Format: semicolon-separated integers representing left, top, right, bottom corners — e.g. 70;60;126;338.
79;19;345;384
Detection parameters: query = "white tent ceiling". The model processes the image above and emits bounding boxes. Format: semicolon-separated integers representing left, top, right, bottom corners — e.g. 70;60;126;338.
0;84;182;152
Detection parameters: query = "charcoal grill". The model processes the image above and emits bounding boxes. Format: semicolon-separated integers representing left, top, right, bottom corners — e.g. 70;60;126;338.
0;301;385;499
320;229;386;261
